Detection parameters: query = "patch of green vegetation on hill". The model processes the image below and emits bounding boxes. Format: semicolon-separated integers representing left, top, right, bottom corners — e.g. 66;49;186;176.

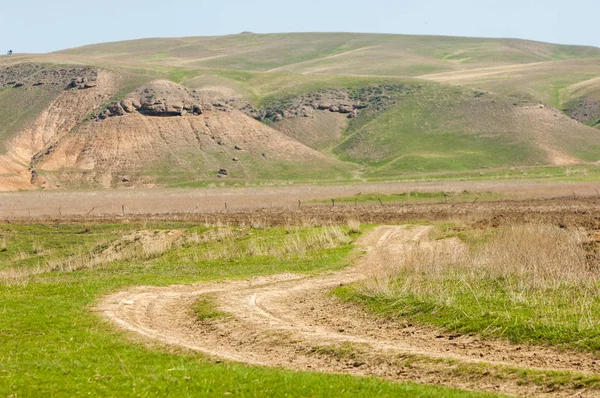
147;149;356;189
61;33;600;77
333;84;546;174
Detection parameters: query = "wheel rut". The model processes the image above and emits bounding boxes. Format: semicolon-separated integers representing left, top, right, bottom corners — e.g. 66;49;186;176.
98;226;600;397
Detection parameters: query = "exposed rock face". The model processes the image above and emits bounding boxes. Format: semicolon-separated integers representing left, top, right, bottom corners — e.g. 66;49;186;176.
92;81;418;140
67;77;97;90
566;98;600;126
98;80;207;119
258;84;417;122
0;63;98;90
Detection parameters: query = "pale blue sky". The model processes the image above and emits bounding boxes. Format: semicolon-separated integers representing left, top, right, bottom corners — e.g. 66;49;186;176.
0;0;598;53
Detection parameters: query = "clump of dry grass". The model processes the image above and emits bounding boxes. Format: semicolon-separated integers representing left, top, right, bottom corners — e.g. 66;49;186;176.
347;219;361;234
0;230;186;282
47;230;185;273
481;224;590;289
360;224;600;310
358;223;600;335
362;223;593;297
198;226;351;262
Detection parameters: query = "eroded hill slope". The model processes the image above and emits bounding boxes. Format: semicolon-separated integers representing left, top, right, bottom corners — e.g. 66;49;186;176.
0;32;599;190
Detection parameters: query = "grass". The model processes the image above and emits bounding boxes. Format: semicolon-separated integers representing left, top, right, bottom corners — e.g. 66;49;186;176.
0;85;60;153
335;223;600;352
0;221;497;397
2;34;600;188
60;33;600;77
313;191;502;205
333;84;552;174
145;145;356;189
194;295;230;321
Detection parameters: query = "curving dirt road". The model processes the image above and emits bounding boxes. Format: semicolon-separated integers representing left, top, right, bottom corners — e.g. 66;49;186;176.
99;226;600;397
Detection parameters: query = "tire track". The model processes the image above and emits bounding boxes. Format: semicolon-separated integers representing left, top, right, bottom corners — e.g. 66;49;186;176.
98;226;600;397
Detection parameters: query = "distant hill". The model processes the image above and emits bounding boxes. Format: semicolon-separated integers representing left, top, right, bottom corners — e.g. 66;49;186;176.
0;32;598;190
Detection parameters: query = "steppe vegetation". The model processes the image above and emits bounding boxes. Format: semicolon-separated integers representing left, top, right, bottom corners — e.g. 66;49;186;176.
338;222;600;351
2;30;600;397
2;199;600;396
1;33;600;189
0;219;495;397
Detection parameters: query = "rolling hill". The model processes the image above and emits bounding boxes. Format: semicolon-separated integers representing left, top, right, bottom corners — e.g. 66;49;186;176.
0;32;599;190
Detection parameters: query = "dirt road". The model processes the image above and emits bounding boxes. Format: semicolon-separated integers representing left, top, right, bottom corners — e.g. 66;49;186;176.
99;226;600;397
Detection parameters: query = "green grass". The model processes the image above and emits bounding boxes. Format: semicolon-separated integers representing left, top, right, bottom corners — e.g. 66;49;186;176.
363;164;600;184
145;146;356;189
0;223;121;271
60;32;600;77
333;224;600;353
335;284;600;352
0;222;497;397
313;191;502;205
194;295;230;321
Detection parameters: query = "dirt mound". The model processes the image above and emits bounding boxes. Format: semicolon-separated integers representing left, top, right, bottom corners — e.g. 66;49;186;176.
99;225;600;397
35;106;347;187
0;73;349;190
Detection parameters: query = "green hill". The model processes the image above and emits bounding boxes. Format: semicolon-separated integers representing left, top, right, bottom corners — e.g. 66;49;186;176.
0;32;598;190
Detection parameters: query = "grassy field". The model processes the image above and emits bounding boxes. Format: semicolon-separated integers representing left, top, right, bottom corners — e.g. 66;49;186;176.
312;191;502;205
0;221;497;397
335;222;600;352
58;33;600;77
332;82;600;175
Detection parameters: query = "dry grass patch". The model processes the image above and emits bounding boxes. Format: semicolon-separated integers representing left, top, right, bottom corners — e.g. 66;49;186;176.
197;226;351;262
0;230;186;282
345;223;600;350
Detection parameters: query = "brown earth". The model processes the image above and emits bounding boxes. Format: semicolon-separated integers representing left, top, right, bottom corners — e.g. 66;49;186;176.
99;225;600;397
35;105;342;188
0;69;120;190
1;180;600;220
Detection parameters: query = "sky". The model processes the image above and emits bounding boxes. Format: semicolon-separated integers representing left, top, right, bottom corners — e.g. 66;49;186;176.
0;0;598;53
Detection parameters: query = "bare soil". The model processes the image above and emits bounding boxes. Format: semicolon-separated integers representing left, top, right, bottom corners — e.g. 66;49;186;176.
3;180;600;220
99;225;600;397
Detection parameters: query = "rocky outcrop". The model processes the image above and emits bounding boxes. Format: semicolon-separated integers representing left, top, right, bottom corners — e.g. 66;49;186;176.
258;84;417;122
565;98;600;126
0;63;98;90
67;77;98;90
97;80;207;119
